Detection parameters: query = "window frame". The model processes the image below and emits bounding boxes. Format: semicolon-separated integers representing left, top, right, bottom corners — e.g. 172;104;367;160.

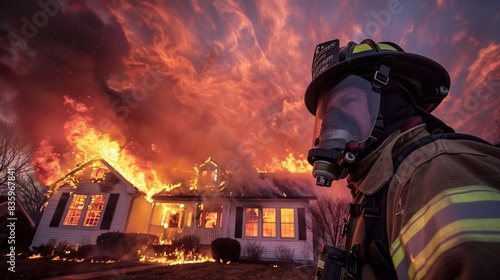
243;207;296;239
197;204;224;229
279;208;296;239
262;207;277;238
62;193;108;229
244;207;260;237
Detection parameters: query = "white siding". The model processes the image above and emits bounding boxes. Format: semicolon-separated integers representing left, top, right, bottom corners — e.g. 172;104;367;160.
124;195;153;233
30;182;134;247
227;199;314;262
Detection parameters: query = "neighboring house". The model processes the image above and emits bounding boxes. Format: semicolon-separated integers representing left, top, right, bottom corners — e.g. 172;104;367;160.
30;157;317;262
0;195;36;252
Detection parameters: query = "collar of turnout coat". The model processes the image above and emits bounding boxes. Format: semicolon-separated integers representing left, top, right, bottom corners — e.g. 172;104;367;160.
348;124;428;195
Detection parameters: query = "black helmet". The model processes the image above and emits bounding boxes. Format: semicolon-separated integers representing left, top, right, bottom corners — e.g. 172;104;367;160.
304;39;451;118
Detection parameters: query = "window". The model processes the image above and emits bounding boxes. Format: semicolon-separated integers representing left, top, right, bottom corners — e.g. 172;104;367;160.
160;205;182;229
204;211;218;228
83;194;106;227
280;208;295;238
242;207;297;239
197;204;223;228
262;208;276;237
90;168;107;182
63;194;87;226
244;208;259;237
63;194;107;227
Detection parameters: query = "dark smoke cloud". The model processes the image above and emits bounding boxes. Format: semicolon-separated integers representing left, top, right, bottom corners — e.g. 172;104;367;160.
1;0;498;199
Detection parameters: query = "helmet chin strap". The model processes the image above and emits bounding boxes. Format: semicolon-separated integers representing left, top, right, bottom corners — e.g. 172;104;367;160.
362;57;395;152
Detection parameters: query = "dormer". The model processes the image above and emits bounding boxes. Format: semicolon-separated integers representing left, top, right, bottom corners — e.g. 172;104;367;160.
196;157;227;192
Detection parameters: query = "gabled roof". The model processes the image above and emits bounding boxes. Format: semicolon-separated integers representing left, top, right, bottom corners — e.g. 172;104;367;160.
51;157;317;201
51;158;136;192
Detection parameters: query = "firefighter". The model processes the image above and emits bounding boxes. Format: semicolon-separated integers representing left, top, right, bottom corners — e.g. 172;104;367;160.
305;39;500;279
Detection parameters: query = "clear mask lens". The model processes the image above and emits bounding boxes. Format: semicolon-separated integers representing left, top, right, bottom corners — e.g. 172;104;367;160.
312;75;380;149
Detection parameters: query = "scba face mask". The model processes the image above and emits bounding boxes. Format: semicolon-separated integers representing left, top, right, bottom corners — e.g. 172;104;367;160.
307;75;380;187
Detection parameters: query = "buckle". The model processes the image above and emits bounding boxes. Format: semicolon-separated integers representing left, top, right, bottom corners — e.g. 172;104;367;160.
341;217;350;237
346;251;359;277
374;70;389;85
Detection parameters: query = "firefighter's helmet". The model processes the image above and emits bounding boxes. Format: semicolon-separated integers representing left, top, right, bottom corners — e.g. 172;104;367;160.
304;39;451;117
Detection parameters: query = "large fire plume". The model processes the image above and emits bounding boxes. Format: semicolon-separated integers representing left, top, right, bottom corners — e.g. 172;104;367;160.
0;1;498;196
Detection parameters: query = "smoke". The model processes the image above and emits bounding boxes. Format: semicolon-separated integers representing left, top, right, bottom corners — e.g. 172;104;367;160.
0;0;498;199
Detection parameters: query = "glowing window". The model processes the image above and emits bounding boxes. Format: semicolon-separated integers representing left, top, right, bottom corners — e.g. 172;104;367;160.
63;194;88;226
262;208;276;237
280;208;295;238
244;208;259;237
169;212;179;228
204;212;218;228
198;205;223;228
90;168;107;182
83;194;106;227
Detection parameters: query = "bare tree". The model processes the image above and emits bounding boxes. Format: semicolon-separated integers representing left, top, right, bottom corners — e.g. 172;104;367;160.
0;121;47;223
0;121;35;185
308;196;349;255
15;171;49;224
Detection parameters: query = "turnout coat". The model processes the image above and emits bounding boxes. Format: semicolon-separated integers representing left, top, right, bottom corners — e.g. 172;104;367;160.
345;124;500;280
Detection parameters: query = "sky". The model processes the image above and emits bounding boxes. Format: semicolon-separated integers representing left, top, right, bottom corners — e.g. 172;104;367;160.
0;0;499;198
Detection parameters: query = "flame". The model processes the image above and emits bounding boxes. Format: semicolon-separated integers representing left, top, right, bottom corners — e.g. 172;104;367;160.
261;152;311;173
35;96;180;201
63;112;180;200
51;256;86;262
139;248;214;265
28;254;43;259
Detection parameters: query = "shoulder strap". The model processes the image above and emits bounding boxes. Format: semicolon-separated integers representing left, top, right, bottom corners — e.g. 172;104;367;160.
394;132;493;166
360;132;495;279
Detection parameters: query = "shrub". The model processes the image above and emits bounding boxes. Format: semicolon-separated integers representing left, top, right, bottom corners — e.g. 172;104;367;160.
96;232;158;259
211;238;241;263
245;242;264;262
73;244;96;258
275;245;294;265
172;234;201;254
33;239;57;256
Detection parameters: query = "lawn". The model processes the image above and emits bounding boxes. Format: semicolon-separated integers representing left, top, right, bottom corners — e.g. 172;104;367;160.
0;256;315;280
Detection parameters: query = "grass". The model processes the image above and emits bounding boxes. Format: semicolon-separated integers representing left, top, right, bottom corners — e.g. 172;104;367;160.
0;255;315;280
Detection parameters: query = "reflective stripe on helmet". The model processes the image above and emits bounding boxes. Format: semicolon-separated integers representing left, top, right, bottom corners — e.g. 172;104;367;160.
352;42;399;54
378;43;398;51
352;44;373;53
390;185;500;280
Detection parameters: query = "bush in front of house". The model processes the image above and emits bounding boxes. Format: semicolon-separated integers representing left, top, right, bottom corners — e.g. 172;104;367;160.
172;234;201;254
32;239;73;257
245;242;265;262
96;232;158;260
211;237;241;263
275;245;295;265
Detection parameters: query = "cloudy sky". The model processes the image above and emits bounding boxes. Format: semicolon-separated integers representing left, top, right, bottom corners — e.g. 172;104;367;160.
1;0;499;196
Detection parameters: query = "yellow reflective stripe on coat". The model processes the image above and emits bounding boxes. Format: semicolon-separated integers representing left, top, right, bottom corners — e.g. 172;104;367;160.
390;185;500;280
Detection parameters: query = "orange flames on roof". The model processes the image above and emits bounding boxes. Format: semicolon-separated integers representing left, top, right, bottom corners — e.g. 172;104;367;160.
64;114;180;200
36;96;180;200
261;152;312;173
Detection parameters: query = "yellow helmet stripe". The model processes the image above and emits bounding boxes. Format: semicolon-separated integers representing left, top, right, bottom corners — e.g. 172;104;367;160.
352;44;373;53
378;43;398;51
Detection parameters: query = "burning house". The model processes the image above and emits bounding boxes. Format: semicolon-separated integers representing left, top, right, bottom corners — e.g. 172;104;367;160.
30;157;317;263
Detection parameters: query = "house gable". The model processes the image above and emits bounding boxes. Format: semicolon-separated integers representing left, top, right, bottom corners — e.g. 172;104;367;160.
31;159;137;247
